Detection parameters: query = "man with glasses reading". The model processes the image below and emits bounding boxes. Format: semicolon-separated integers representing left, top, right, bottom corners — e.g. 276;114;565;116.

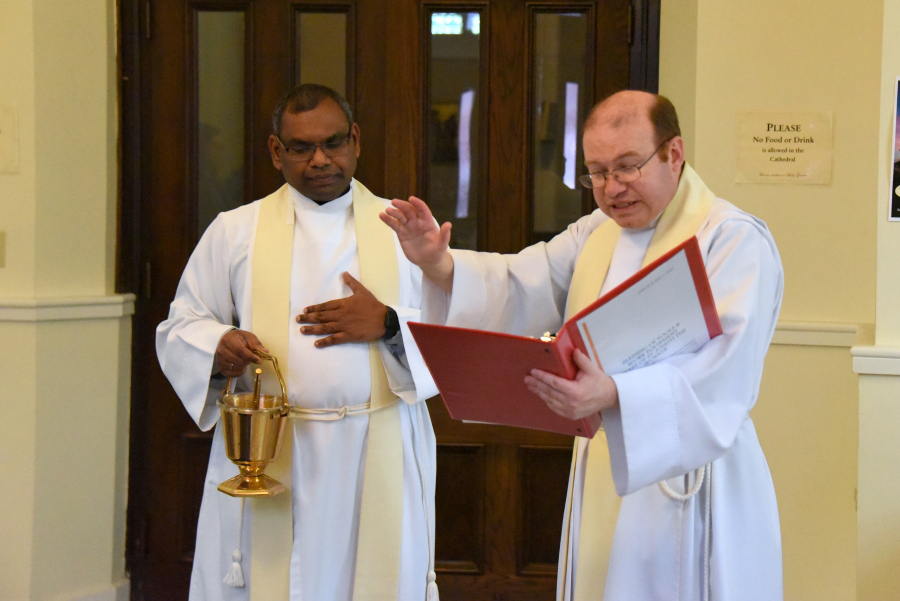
157;84;439;600
381;90;784;600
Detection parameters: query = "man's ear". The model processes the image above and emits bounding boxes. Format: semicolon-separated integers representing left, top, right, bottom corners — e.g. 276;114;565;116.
667;136;685;172
268;134;283;170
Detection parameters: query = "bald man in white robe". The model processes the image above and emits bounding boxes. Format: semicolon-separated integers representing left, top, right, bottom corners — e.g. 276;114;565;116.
382;91;784;601
157;84;438;600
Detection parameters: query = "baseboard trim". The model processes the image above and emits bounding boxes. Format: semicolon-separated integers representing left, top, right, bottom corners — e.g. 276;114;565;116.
47;578;129;601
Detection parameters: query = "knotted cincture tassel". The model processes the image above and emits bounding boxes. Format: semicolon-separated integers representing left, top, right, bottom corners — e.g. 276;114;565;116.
426;570;439;601
224;550;245;587
224;498;246;587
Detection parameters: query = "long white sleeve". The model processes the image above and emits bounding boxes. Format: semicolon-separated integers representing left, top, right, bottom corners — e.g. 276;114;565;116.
602;212;783;494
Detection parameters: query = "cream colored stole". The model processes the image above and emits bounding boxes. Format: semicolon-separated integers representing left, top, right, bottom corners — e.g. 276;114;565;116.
249;181;403;600
562;164;715;600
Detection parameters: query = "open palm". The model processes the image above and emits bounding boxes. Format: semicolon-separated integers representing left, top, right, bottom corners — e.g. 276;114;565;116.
380;196;452;269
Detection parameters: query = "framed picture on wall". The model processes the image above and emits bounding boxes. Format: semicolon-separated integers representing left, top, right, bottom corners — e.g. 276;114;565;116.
889;77;900;220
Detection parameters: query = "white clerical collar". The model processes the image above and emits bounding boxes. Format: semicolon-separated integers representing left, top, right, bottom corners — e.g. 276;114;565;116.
287;180;354;213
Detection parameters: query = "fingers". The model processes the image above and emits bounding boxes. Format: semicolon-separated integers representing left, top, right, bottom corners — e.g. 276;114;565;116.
439;221;453;246
407;196;433;219
299;273;370;321
221;330;262;361
386;196;436;225
215;329;266;376
384;204;409;224
241;331;268;354
387;198;420;223
298;300;342;320
528;367;570;391
311;332;346;348
297;321;336;336
342;271;372;297
525;358;619;419
525;370;568;403
525;373;575;419
379;210;401;232
572;348;601;374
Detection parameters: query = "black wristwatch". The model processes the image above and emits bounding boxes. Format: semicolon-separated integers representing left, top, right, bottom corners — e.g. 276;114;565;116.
382;306;400;340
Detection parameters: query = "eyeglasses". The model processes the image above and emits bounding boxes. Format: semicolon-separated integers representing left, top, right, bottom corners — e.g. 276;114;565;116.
276;128;353;163
579;136;674;189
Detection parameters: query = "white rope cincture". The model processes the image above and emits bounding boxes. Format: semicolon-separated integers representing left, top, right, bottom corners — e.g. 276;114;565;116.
702;463;712;601
223;497;246;587
288;399;398;421
658;464;712;601
658;466;705;502
410;403;439;601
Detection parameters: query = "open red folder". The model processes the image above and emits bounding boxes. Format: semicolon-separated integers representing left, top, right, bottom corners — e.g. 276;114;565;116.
408;236;722;438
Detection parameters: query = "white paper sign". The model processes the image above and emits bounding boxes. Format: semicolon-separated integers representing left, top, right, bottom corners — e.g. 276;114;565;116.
735;111;832;184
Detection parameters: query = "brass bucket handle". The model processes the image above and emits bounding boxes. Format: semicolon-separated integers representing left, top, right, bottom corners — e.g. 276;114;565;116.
252;349;288;413
224;348;290;415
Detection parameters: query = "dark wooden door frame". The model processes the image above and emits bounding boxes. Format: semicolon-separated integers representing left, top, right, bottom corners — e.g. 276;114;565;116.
116;1;659;597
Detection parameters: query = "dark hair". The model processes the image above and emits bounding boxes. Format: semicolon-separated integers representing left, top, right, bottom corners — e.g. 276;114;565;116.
271;84;354;136
649;94;681;147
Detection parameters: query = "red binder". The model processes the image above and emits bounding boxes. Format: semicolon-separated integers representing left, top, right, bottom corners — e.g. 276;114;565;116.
408;236;722;438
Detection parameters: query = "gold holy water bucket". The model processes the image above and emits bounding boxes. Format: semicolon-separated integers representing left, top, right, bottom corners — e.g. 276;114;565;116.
216;350;290;497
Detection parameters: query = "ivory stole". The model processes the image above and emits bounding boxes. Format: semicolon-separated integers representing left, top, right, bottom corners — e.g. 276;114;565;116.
248;181;403;600
561;164;715;601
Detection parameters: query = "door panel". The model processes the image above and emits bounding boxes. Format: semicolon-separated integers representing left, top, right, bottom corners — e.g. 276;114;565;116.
121;1;649;598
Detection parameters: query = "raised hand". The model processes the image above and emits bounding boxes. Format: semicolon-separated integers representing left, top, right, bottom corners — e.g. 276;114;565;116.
380;196;454;292
296;272;388;347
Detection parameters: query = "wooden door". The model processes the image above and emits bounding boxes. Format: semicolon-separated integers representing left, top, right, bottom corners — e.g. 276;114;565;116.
119;1;653;599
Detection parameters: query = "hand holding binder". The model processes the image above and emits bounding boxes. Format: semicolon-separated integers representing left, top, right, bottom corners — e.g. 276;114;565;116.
524;347;619;422
408;236;722;438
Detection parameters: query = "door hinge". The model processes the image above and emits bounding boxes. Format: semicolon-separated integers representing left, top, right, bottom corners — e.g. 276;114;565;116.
144;1;152;40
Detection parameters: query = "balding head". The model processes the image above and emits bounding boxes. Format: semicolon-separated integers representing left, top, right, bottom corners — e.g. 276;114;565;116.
585;91;681;154
585;90;654;131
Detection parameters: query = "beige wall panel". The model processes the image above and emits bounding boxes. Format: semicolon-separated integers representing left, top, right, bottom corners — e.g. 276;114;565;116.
31;0;114;297
29;318;126;598
0;321;37;598
857;374;900;600
663;0;879;325
0;0;38;296
753;344;858;600
658;0;698;164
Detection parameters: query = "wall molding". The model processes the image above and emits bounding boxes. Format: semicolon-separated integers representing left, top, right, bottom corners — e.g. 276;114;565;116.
0;294;136;322
769;320;900;376
772;320;872;348
851;345;900;376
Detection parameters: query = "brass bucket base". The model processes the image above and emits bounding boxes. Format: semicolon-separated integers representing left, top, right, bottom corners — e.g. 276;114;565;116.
217;473;286;497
